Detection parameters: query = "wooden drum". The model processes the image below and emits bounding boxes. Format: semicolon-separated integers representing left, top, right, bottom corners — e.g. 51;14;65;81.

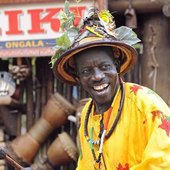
5;93;75;166
31;132;78;170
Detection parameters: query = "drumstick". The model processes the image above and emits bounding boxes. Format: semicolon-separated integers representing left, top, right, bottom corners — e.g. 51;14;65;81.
0;147;24;169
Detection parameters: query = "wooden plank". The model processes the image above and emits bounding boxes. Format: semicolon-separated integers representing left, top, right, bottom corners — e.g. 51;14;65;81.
109;0;170;13
0;0;59;4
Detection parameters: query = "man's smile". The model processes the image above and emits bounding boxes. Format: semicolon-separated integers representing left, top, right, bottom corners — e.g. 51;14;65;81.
93;83;109;91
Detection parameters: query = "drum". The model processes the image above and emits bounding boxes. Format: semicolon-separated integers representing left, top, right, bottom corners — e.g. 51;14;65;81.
6;93;76;165
31;132;78;170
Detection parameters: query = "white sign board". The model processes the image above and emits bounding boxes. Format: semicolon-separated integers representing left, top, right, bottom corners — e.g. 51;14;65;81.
0;2;92;57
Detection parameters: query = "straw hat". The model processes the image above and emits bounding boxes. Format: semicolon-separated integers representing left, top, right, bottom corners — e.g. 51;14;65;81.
51;6;140;85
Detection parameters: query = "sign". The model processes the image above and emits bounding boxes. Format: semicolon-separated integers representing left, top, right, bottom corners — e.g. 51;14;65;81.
0;2;92;58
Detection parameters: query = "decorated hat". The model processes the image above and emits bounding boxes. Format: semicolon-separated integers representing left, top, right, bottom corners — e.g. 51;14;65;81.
51;1;140;85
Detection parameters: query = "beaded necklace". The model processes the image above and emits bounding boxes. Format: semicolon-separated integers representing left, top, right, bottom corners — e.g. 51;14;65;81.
84;83;125;169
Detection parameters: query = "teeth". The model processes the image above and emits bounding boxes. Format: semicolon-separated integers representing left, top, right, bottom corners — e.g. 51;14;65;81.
93;84;108;91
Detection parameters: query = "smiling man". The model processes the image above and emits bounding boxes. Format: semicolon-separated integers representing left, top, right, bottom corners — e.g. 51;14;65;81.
52;7;170;170
75;46;119;114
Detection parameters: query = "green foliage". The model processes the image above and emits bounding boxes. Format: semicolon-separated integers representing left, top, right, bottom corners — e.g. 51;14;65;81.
56;33;71;49
114;26;141;46
58;1;74;31
50;0;82;68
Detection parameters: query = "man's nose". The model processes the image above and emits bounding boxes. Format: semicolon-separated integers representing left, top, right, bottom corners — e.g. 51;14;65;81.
91;68;104;81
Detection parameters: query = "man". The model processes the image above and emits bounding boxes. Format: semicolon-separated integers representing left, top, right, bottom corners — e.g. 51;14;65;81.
52;7;170;170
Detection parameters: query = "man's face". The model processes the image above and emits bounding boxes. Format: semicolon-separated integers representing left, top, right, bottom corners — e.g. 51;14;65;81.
75;47;119;107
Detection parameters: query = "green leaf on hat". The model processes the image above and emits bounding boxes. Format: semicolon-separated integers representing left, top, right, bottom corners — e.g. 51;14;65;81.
49;48;62;68
64;0;70;15
50;0;82;69
114;26;141;46
67;27;79;44
58;11;67;30
63;13;74;30
50;32;72;68
56;33;71;49
58;0;74;31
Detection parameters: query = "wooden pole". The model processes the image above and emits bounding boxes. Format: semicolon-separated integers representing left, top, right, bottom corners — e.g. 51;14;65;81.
109;0;170;13
16;58;22;136
142;13;170;106
0;148;23;170
97;0;108;10
34;79;41;121
26;59;34;130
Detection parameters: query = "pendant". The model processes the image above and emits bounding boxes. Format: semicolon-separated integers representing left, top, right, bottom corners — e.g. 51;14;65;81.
94;161;101;170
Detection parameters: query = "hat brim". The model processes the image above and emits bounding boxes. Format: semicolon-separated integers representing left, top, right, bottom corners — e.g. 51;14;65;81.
53;37;137;85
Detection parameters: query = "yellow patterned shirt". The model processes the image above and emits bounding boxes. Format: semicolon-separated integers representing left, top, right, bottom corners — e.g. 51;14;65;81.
76;82;170;170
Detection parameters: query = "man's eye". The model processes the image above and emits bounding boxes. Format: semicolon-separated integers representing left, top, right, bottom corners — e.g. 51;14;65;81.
80;69;91;76
101;64;111;70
